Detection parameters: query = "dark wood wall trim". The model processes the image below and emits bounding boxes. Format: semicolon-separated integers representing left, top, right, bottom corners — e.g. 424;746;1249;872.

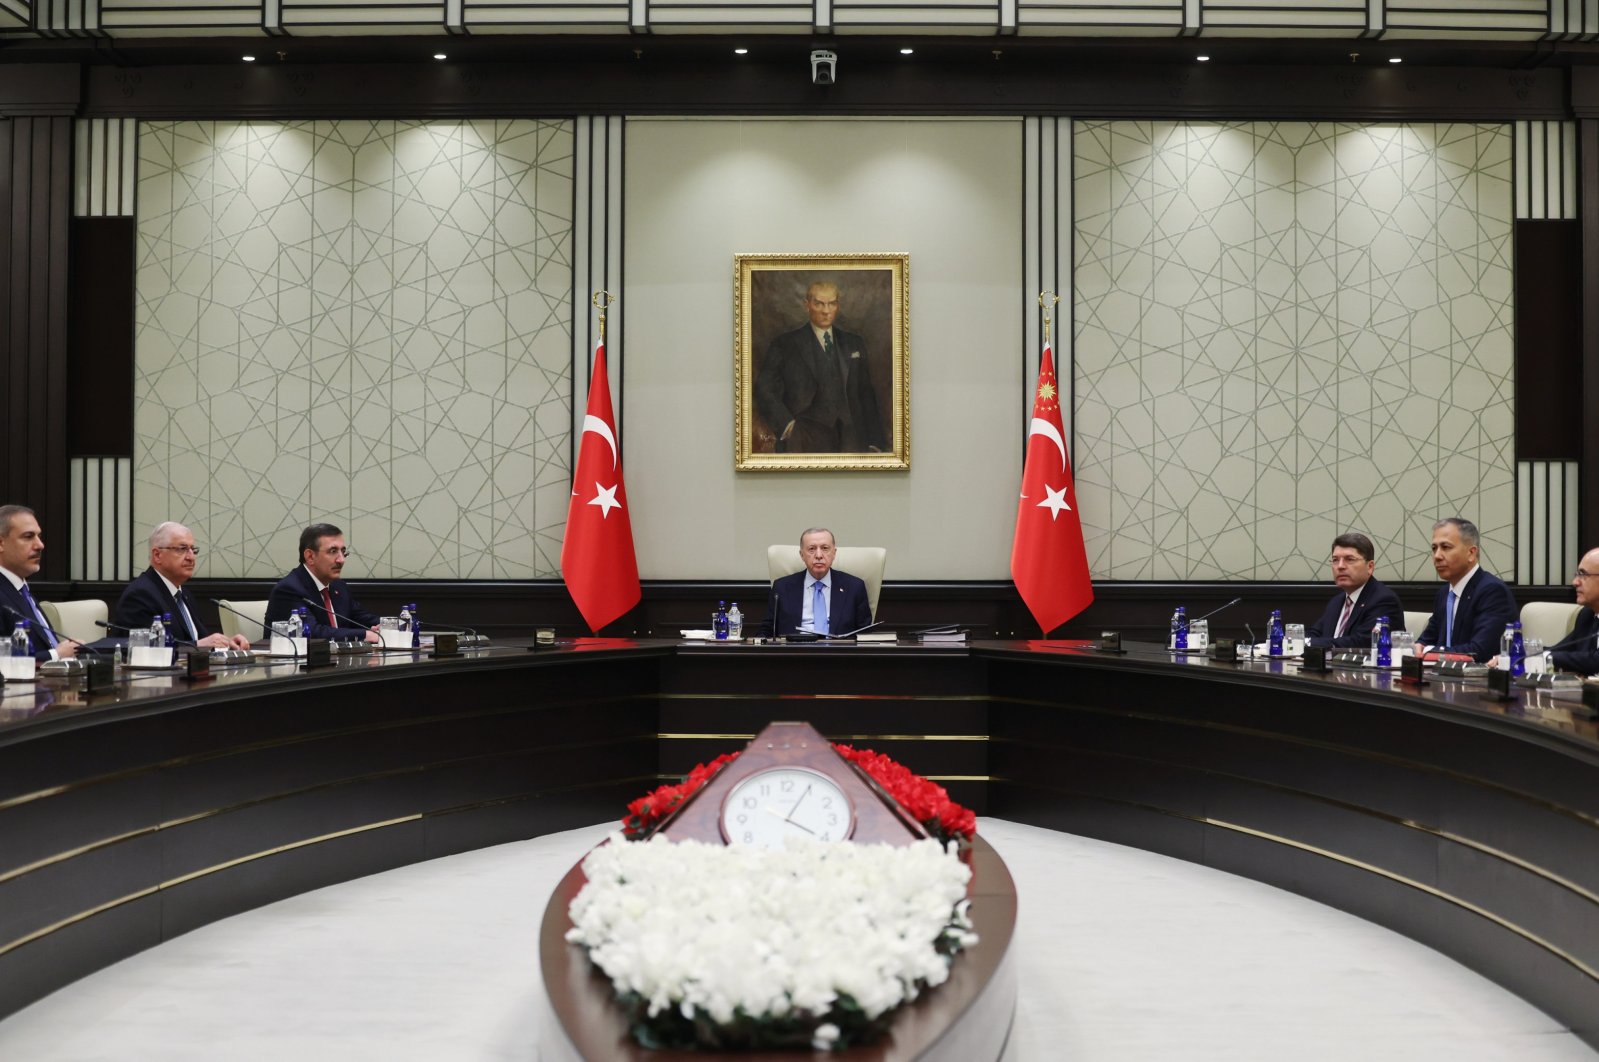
1514;219;1582;460
1583;119;1599;551
67;216;135;455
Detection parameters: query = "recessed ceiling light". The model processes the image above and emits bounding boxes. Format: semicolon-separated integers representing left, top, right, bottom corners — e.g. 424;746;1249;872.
900;47;914;55
242;55;256;62
434;53;447;60
1389;57;1402;63
1196;55;1210;62
734;47;748;55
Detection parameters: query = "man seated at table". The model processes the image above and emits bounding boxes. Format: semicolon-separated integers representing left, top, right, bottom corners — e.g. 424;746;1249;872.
1415;517;1517;663
0;503;77;662
114;522;252;650
1545;546;1599;675
1305;532;1404;649
265;523;380;643
765;527;873;637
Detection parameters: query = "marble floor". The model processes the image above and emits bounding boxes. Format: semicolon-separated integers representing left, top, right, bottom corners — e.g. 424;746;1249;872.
0;818;1592;1061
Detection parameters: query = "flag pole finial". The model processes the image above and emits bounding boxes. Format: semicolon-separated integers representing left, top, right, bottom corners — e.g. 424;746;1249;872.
592;290;616;341
1037;290;1059;346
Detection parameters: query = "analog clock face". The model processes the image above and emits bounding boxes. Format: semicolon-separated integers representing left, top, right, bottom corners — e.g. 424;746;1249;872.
720;766;855;848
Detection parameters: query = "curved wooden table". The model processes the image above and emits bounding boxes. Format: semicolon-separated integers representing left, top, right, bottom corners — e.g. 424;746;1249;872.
536;836;1018;1061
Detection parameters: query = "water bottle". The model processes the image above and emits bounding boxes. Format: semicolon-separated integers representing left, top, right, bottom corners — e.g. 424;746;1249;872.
407;603;420;648
1170;607;1187;651
1268;609;1284;657
1500;623;1515;672
296;606;310;637
1510;620;1525;678
714;600;729;641
149;614;164;649
11;620;29;658
162;611;175;648
399;604;412;634
727;602;743;641
1375;617;1392;668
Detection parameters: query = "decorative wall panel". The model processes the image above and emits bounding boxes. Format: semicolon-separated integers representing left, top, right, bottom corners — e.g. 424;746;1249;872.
1074;122;1513;582
134;120;575;579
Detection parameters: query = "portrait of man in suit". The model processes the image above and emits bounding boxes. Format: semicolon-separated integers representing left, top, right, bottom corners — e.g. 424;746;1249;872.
736;255;907;470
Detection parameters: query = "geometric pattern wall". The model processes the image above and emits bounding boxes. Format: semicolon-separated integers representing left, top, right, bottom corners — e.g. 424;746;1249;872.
134;120;574;579
1073;122;1513;583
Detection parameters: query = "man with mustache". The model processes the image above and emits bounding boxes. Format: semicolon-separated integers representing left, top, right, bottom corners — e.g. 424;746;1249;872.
265;522;381;643
113;521;252;649
0;504;77;661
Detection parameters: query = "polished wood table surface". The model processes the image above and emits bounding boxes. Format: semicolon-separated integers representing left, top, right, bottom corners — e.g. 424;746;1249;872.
2;637;1597;1047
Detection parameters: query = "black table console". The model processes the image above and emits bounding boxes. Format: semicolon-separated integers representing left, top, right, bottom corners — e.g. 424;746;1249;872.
3;638;1597;1047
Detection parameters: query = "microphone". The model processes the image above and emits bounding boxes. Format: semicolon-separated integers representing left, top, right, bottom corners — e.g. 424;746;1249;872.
1192;596;1243;624
766;581;782;639
292;594;377;638
1244;622;1258;660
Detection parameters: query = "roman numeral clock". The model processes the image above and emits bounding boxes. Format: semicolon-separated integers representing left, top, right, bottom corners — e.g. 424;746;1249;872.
658;721;929;847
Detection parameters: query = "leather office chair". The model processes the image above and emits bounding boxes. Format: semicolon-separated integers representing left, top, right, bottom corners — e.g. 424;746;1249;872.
38;599;109;645
766;545;888;621
1403;611;1431;639
217;599;269;643
1520;601;1583;648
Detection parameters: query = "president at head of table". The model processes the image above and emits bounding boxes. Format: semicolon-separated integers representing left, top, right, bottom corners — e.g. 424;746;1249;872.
265;523;381;644
1304;532;1404;650
113;521;252;650
766;527;874;637
1415;517;1517;664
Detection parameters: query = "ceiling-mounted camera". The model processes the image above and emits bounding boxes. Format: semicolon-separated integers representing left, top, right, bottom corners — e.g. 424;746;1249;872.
810;49;838;85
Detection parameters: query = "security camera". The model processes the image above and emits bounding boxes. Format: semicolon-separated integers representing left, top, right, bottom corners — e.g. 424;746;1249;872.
810;49;837;85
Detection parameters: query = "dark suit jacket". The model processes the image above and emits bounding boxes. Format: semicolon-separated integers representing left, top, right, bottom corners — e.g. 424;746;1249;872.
265;566;379;640
1550;608;1599;676
1418;568;1518;663
1305;578;1404;649
753;324;886;453
765;568;873;637
114;567;212;642
0;577;63;661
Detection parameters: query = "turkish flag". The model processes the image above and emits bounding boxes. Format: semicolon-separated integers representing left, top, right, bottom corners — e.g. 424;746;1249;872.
561;340;641;632
1010;343;1093;635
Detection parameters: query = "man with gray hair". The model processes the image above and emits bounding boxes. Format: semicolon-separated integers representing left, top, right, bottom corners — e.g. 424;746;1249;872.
113;521;252;649
1416;517;1517;663
764;526;874;637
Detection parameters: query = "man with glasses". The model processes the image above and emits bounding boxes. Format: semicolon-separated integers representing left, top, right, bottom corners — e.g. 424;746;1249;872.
1548;548;1599;675
113;521;252;649
1304;532;1404;649
265;522;380;643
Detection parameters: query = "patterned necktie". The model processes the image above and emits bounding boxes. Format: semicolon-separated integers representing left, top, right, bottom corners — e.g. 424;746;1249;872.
20;583;58;648
1334;596;1354;639
812;580;827;635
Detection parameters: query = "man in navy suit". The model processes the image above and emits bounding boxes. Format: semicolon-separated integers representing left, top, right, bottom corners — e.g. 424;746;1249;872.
0;504;77;662
1304;532;1405;649
754;281;887;454
264;523;380;643
765;527;873;637
1548;546;1599;675
1416;517;1517;663
113;521;251;649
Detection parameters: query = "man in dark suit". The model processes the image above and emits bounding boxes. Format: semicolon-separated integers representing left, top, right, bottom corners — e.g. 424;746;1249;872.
264;522;380;643
113;521;251;649
0;503;77;662
754;281;887;454
766;527;873;637
1305;532;1405;649
1416;517;1517;663
1548;546;1599;675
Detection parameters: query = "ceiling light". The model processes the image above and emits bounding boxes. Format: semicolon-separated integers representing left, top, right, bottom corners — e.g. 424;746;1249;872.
1389;57;1402;63
734;47;748;55
434;53;447;60
242;55;256;62
900;47;914;55
1196;55;1210;62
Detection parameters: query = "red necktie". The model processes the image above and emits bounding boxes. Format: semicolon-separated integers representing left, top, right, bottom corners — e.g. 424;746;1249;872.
322;587;337;628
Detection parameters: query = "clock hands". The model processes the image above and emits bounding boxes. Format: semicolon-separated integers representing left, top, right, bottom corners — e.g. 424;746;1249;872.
785;784;813;822
762;800;818;836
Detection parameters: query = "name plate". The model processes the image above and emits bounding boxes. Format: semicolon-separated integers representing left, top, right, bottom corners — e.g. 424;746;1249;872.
379;629;412;650
431;632;460;657
269;635;308;657
1209;637;1238;663
183;649;212;681
0;656;35;681
129;645;174;668
1300;645;1330;673
303;638;333;668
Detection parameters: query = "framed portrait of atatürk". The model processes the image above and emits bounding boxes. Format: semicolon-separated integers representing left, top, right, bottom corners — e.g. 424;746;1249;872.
734;252;909;471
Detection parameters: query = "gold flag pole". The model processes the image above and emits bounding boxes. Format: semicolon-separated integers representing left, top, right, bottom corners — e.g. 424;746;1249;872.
1037;290;1059;347
592;290;615;342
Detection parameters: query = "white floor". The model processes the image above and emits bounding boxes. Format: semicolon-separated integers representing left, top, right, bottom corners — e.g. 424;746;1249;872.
0;819;1591;1061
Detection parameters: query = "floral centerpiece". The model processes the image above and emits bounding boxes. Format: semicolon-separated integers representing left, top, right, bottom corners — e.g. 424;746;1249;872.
566;835;978;1051
621;745;976;846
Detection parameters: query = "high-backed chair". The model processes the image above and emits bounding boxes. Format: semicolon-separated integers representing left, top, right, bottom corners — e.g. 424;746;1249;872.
1403;611;1431;639
766;545;888;621
1521;601;1583;648
217;599;269;643
38;599;109;645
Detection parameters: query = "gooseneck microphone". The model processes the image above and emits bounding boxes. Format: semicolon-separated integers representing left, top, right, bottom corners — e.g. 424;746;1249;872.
292;594;376;636
1192;596;1244;624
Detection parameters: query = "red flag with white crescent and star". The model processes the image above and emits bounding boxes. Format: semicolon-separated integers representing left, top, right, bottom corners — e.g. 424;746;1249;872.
1010;342;1093;635
560;339;641;633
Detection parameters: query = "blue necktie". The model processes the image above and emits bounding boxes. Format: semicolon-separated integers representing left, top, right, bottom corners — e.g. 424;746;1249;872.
812;580;827;635
174;592;198;641
20;583;58;649
1445;590;1457;647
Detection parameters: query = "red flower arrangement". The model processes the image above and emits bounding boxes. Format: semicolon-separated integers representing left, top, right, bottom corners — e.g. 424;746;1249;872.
621;744;977;846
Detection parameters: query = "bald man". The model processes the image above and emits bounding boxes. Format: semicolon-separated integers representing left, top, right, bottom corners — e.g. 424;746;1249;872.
113;521;251;650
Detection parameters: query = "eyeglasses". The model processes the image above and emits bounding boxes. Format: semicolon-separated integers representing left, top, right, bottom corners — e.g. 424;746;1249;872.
1574;571;1598;580
156;545;201;556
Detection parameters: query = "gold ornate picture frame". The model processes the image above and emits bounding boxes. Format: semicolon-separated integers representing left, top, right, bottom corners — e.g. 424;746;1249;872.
734;253;909;471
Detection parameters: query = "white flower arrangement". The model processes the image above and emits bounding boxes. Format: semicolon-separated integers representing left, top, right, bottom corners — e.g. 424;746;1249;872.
565;833;978;1051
